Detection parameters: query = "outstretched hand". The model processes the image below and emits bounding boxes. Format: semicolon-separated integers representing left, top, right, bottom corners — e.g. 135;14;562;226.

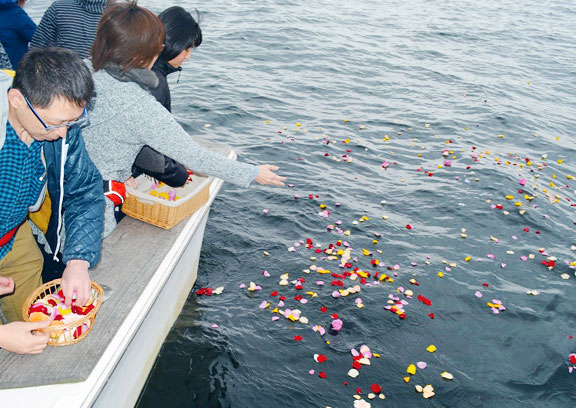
255;165;286;186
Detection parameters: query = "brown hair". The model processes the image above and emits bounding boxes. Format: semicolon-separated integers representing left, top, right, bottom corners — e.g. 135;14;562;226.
91;1;165;71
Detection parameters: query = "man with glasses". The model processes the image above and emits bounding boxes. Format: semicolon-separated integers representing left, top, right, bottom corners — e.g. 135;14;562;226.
0;47;104;354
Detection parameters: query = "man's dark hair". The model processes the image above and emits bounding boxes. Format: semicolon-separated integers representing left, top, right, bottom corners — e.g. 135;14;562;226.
158;6;202;62
12;47;94;108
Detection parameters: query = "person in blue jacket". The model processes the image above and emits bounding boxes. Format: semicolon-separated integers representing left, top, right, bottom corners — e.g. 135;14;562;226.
0;47;104;354
0;0;36;69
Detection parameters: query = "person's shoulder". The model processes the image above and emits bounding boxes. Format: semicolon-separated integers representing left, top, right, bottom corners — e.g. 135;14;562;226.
50;0;79;12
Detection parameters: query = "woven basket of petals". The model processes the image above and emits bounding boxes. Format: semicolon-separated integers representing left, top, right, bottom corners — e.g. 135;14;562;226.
122;172;212;229
21;279;104;346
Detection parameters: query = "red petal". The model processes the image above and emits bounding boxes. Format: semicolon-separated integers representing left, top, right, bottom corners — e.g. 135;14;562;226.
320;306;328;313
319;372;327;379
370;384;382;393
294;335;303;341
316;354;327;363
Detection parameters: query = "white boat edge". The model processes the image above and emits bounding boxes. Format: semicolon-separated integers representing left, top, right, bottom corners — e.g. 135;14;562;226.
0;150;234;408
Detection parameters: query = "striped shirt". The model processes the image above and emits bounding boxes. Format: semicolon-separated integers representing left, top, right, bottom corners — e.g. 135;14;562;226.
30;0;107;59
0;122;45;261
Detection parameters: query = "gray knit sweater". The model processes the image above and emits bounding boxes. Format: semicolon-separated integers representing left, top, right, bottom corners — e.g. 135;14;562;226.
82;65;258;235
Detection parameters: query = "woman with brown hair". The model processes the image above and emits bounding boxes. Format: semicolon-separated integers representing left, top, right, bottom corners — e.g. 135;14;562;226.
82;1;285;236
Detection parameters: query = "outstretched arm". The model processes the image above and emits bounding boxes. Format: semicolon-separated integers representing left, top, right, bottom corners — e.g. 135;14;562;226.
125;97;286;188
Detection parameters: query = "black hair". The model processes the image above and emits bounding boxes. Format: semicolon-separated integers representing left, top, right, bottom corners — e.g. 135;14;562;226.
158;6;202;62
12;47;94;108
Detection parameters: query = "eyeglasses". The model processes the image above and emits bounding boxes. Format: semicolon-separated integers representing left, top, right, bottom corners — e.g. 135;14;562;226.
22;94;88;130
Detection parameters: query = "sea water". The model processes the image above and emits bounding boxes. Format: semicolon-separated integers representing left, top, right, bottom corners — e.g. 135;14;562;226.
26;0;576;406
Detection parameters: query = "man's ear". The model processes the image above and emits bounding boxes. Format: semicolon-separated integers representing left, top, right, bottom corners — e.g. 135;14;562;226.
7;88;24;109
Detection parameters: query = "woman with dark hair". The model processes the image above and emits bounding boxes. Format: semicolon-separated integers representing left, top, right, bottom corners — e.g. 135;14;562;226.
83;1;285;236
150;6;202;112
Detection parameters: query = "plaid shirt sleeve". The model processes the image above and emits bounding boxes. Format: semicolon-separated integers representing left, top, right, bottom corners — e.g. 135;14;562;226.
0;122;45;261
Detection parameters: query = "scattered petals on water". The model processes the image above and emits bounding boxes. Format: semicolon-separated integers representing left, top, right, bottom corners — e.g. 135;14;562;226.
331;319;343;331
314;354;328;363
196;287;213;296
348;368;360;378
353;399;371;408
258;301;270;309
370;384;382;393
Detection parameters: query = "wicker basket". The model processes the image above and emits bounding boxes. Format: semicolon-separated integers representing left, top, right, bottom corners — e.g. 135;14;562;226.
22;279;104;346
122;173;212;229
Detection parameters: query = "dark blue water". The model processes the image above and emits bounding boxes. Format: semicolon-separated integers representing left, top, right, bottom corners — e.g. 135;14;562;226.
26;0;576;406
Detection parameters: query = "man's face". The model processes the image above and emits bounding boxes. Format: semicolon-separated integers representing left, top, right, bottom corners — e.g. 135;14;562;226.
9;89;86;141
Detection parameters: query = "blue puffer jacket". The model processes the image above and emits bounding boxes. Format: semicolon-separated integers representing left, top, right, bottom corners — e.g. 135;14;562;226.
0;70;104;267
43;125;105;268
0;0;36;69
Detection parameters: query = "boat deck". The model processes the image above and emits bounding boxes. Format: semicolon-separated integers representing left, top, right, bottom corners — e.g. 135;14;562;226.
0;212;188;388
0;139;231;391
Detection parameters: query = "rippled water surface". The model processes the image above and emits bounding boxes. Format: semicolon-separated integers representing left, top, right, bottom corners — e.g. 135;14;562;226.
27;0;576;406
